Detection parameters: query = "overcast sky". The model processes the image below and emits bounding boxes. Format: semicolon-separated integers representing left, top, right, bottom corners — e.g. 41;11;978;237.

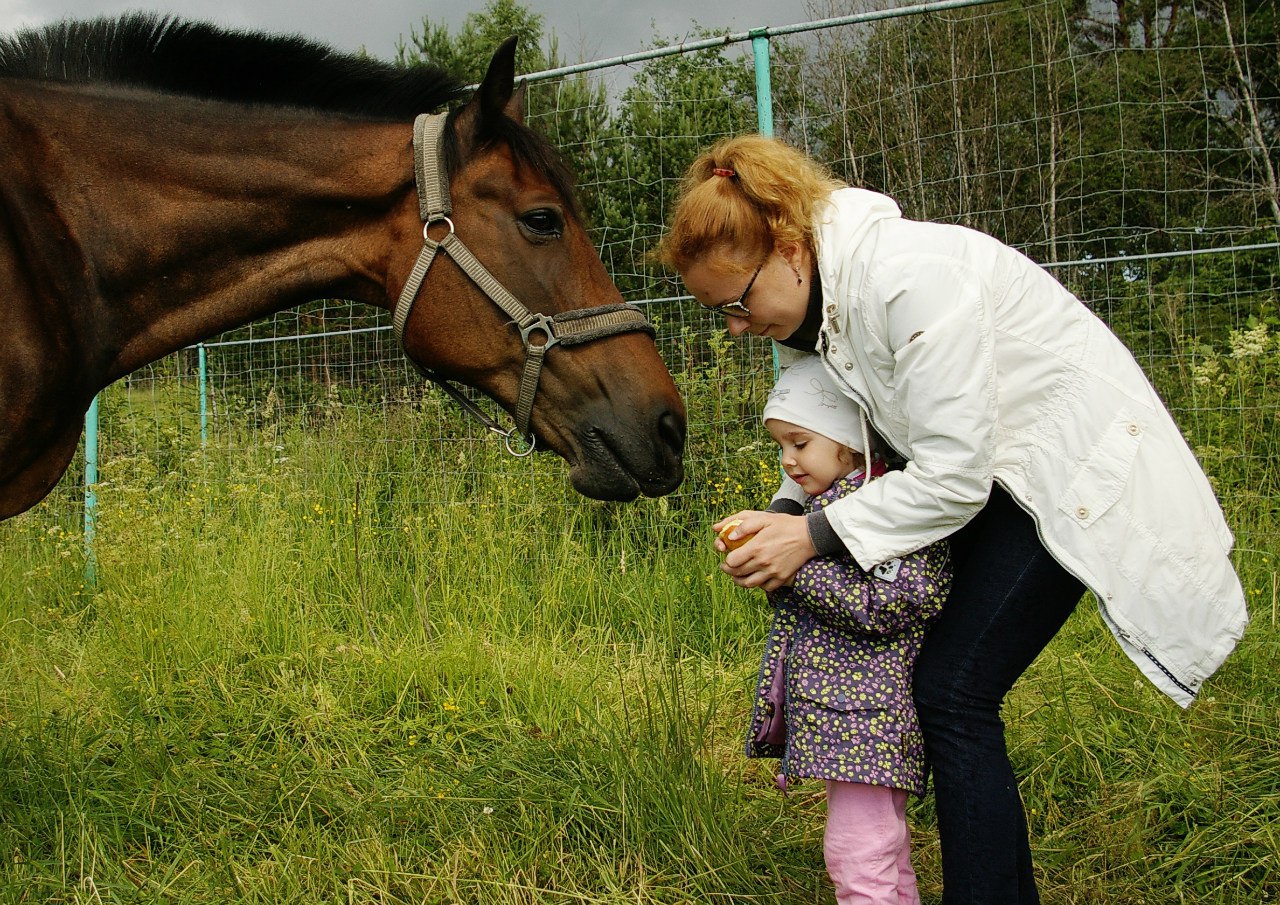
2;0;826;68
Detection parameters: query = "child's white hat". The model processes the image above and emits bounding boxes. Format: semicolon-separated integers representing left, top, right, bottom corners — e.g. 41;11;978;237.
762;357;865;452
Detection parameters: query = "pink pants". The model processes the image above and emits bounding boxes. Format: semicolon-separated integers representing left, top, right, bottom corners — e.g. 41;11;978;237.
824;780;921;905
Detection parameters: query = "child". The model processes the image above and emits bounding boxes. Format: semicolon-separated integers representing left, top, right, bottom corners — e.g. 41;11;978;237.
722;357;951;905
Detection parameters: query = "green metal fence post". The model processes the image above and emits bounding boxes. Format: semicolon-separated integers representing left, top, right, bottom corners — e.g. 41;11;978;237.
198;343;209;446
751;28;774;138
83;396;99;588
751;29;780;382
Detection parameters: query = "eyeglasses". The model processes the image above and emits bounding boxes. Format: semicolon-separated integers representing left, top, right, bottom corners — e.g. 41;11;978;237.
701;260;763;320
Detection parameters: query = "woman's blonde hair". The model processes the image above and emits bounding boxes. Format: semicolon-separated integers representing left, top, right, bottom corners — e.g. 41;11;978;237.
656;134;844;274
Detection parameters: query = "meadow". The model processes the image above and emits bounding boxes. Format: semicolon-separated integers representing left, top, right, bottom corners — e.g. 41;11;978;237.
1;320;1277;904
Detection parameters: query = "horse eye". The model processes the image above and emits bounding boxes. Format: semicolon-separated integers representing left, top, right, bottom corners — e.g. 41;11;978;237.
519;208;563;240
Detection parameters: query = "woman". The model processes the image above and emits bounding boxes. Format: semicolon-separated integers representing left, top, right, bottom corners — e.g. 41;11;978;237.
659;135;1247;904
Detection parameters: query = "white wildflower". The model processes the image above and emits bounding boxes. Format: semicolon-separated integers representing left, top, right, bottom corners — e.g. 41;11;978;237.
1190;353;1223;389
1228;322;1268;359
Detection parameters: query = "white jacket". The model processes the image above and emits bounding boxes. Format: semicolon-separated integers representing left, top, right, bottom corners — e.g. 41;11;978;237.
773;188;1248;706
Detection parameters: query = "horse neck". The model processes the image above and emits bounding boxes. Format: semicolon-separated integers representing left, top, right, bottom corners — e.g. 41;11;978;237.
9;81;417;380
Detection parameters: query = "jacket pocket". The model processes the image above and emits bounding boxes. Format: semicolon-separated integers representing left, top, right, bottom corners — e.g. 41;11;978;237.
1057;409;1144;529
787;663;904;768
789;663;891;714
754;639;789;746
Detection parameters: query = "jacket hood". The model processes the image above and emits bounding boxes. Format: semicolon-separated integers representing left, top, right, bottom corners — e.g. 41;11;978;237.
813;187;902;292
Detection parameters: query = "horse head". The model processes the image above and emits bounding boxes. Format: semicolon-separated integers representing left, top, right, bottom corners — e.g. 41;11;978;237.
393;39;686;501
0;19;685;518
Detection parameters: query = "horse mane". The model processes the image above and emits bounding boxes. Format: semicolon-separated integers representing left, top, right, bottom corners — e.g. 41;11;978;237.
0;13;581;213
0;12;466;119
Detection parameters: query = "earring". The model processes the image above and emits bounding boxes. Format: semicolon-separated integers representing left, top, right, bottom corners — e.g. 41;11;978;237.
791;266;803;286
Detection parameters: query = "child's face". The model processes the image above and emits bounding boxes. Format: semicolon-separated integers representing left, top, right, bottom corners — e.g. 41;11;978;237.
766;418;861;496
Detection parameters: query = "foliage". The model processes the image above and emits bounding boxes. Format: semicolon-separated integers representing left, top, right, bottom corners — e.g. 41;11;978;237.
792;0;1278;267
395;0;550;81
1181;309;1279;518
602;33;758;294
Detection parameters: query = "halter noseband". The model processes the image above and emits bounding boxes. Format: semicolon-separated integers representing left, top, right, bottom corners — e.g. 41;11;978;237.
392;113;655;456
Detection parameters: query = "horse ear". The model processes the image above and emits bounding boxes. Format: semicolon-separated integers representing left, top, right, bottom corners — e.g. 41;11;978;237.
453;36;523;148
478;36;521;124
507;80;527;124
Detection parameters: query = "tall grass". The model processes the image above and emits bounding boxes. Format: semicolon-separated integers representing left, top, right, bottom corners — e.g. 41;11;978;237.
2;325;1277;903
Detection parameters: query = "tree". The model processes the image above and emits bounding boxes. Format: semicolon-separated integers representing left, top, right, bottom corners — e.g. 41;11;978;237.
606;31;759;295
1203;0;1280;229
797;4;1078;246
792;0;1278;268
396;0;549;81
396;0;618;244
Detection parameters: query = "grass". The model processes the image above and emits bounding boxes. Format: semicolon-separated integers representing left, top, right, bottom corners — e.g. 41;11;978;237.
1;391;1278;903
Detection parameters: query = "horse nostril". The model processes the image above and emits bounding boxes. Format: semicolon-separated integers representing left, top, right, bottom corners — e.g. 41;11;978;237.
657;409;686;456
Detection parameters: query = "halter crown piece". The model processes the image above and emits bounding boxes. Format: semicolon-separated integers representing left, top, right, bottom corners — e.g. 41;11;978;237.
392;113;655;456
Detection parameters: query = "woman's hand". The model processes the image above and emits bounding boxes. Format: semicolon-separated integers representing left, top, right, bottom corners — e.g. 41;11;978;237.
712;510;816;592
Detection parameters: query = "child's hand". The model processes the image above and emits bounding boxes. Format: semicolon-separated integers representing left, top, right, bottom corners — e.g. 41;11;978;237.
716;512;816;592
716;518;755;552
712;512;756;553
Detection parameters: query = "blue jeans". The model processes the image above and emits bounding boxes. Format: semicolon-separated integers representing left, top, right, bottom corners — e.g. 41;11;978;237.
913;485;1085;905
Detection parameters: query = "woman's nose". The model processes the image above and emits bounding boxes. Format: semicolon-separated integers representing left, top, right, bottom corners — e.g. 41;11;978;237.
727;317;752;336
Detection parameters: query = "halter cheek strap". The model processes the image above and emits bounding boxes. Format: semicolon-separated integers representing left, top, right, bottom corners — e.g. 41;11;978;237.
392;112;655;455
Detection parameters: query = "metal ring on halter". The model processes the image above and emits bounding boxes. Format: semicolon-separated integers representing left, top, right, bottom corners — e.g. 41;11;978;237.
423;216;455;240
503;427;536;457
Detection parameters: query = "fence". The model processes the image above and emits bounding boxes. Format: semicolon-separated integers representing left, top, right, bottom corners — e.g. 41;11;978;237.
63;0;1279;571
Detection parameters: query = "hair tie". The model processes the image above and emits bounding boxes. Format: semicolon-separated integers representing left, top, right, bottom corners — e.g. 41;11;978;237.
711;167;736;178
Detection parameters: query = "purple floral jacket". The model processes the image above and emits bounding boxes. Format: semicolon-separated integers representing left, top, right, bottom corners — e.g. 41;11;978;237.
745;469;951;795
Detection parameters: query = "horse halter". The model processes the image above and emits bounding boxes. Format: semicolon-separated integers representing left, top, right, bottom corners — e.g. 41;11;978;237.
392;113;655;456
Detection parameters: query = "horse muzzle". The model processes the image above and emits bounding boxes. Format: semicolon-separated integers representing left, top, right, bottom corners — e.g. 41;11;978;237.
564;400;685;501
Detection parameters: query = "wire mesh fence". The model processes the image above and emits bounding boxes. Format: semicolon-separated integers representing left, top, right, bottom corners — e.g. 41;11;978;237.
41;0;1278;567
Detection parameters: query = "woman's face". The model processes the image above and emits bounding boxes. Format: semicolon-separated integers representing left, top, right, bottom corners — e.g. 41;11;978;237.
680;243;812;341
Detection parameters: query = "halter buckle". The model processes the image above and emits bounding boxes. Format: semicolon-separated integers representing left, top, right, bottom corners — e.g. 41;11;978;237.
518;312;562;351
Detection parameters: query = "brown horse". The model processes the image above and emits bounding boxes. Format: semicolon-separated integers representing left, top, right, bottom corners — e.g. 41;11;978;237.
0;15;685;520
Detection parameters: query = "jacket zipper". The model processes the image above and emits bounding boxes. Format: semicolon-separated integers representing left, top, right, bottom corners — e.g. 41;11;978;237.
819;334;904;459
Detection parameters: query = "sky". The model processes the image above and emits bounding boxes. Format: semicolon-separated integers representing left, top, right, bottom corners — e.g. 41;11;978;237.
2;0;826;68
